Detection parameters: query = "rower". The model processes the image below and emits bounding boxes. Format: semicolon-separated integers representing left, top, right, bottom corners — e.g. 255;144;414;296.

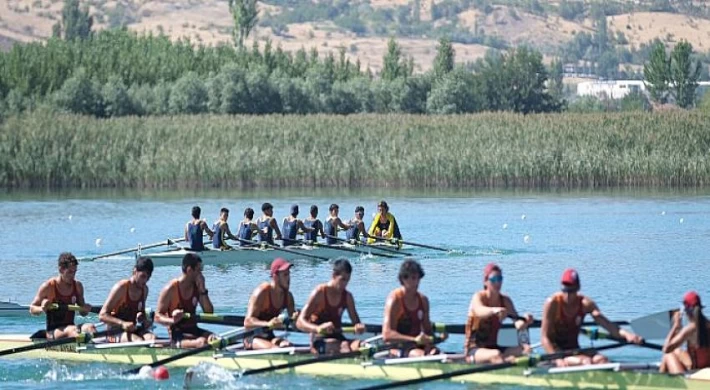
464;263;533;364
345;206;370;244
184;206;214;251
99;257;155;342
155;253;215;348
382;259;443;357
660;291;710;374
256;202;282;245
281;204;314;247
303;205;326;243
540;268;643;367
244;258;297;350
29;252;97;339
367;200;402;245
324;203;350;245
212;207;238;250
237;207;259;246
296;259;365;355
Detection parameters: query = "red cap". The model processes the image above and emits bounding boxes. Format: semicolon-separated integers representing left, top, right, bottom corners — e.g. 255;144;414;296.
483;263;502;281
683;291;702;309
561;268;580;287
270;258;293;276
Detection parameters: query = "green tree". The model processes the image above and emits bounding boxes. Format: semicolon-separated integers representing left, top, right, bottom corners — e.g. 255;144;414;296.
433;37;455;79
53;68;104;116
548;59;565;102
55;0;93;41
619;91;651;112
169;72;207;114
427;68;481;114
644;42;670;104
670;40;701;108
229;0;259;49
381;38;409;81
102;75;135;117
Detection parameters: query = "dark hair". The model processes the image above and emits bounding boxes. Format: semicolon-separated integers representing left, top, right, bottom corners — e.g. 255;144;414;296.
58;252;78;269
244;207;255;219
135;257;154;276
182;253;202;273
378;201;389;211
221;207;229;214
310;205;318;216
355;206;364;213
398;259;424;284
696;307;709;348
329;203;339;212
332;258;352;276
262;202;273;212
191;206;201;219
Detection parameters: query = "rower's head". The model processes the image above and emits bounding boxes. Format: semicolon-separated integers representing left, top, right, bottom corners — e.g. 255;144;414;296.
191;206;201;219
133;256;154;286
181;253;203;279
310;205;319;218
220;207;230;221
483;263;503;292
270;258;293;290
398;259;424;289
329;203;340;216
683;291;704;320
290;204;299;217
378;201;389;214
262;202;274;217
560;268;581;294
57;252;78;282
332;258;352;290
355;206;365;219
244;207;254;220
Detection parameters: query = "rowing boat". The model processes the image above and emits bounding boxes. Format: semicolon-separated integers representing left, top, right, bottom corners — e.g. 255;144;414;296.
0;302;28;316
0;335;708;389
140;242;405;267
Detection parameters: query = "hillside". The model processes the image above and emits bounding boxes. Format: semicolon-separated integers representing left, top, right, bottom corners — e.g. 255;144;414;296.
1;0;709;73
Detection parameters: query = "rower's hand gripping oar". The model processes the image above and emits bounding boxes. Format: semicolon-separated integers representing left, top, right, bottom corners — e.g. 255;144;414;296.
0;327;126;357
581;328;663;351
121;313;290;375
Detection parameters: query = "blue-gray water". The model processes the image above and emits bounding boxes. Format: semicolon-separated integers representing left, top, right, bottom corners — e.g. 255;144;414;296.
1;188;708;389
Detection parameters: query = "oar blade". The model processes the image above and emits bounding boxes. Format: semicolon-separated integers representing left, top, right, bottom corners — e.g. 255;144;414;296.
629;310;675;340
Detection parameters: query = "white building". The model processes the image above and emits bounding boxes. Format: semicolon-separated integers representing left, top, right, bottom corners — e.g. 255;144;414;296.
576;80;646;99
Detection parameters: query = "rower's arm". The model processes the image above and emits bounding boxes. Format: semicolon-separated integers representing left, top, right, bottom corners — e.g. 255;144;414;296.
99;282;129;327
201;220;214;239
317;221;326;238
154;284;176;326
587;297;626;340
663;322;693;353
75;281;91;316
421;295;433;335
471;292;500;319
297;220;315;233
222;222;238;241
296;288;322;334
382;293;416;343
245;287;271;329
184;223;189;241
357;221;370;238
503;295;531;329
196;275;213;314
345;292;362;325
29;282;51;316
540;298;557;353
270;218;283;239
335;217;350;230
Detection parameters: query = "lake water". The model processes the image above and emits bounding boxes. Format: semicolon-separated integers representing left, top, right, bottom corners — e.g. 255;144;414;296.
1;188;709;389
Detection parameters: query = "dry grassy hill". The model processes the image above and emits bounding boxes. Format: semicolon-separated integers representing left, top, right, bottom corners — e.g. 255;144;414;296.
0;0;707;72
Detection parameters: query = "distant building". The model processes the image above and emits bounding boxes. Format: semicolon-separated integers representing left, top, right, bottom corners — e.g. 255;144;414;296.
577;80;646;99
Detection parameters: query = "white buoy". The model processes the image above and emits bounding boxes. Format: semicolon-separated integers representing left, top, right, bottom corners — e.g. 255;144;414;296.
661;211;666;216
95;238;103;247
502;223;508;229
68;215;73;221
137;365;153;378
523;235;531;244
130;227;136;233
521;214;526;220
680;218;684;224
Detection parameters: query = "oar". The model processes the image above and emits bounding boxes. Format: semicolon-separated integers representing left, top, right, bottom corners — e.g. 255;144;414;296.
369;235;450;252
0;327;124;357
325;235;410;256
295;239;399;259
122;326;266;375
86;238;186;261
186;313;246;326
230;238;329;261
48;304;102;315
356;342;628;390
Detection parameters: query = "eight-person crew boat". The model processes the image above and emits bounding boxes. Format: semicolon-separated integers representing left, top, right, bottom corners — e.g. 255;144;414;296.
99;257;155;342
154;253;215;348
465;263;534;364
297;259;366;354
29;252;96;339
661;291;710;374
541;268;644;367
244;258;297;350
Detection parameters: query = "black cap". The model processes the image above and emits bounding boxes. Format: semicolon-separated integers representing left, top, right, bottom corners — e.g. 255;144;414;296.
290;204;299;215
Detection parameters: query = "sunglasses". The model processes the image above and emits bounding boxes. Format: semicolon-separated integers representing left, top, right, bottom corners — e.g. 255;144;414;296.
488;275;503;283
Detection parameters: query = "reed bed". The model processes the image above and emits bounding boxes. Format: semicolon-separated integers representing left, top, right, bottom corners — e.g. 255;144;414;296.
1;110;709;188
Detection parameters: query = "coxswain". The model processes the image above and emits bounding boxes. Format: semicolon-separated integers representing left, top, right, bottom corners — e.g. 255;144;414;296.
367;200;402;244
660;291;710;374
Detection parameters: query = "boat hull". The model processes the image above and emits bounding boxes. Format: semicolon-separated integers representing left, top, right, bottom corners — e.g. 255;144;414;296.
0;336;707;389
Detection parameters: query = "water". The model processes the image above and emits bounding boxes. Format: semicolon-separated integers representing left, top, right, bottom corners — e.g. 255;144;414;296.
1;188;709;389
